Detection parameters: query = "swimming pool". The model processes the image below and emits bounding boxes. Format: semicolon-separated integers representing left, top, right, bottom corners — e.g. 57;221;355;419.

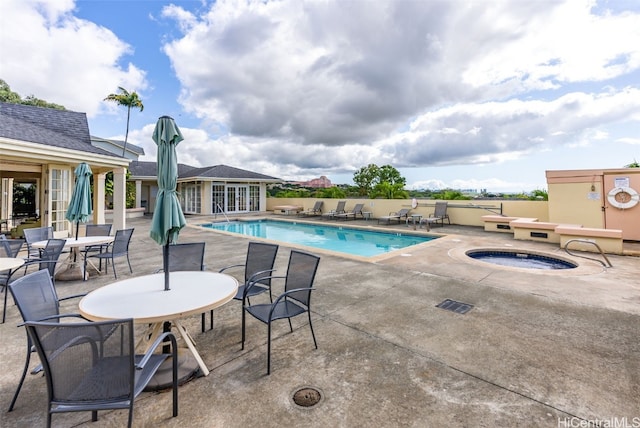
199;220;435;257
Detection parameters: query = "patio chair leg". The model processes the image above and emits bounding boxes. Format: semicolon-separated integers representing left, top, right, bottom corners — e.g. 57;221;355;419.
2;287;7;323
241;307;246;350
8;344;32;411
267;321;272;375
308;311;318;349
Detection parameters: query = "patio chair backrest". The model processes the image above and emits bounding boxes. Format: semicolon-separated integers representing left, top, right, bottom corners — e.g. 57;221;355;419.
0;237;24;258
396;208;410;217
23;227;53;245
38;239;67;279
85;224;112;237
23;227;53;257
166;242;206;271
9;269;61;323
352;203;364;214
312;201;323;211
245;242;279;286
335;200;346;213
283;250;321;307
111;228;134;256
434;202;448;218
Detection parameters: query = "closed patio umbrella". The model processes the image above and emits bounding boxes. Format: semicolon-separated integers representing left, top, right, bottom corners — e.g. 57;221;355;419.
65;162;93;240
150;116;186;291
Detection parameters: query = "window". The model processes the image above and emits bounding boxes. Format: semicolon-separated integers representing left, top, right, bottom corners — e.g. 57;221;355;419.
249;185;260;212
212;184;225;214
183;183;201;214
50;167;70;232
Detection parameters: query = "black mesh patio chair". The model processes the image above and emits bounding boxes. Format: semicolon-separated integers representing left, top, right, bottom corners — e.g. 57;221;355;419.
242;250;321;374
24;317;178;428
23;226;53;262
205;242;279;332
7;269;87;412
82;224;113;270
1;237;25;323
84;228;134;280
21;238;67;287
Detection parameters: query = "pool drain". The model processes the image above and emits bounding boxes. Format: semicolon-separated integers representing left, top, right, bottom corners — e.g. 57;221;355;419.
436;299;474;314
292;387;323;408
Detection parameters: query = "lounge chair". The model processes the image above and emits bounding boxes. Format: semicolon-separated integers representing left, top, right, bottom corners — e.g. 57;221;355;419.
321;200;346;220
335;203;364;220
420;201;450;230
298;201;323;217
377;208;410;224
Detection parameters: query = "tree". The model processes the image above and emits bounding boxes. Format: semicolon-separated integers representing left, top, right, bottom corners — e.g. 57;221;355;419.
353;164;380;196
104;87;144;157
353;164;407;198
0;79;65;109
625;160;640;168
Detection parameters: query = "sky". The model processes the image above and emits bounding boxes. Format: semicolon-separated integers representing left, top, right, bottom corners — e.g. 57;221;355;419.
1;0;640;192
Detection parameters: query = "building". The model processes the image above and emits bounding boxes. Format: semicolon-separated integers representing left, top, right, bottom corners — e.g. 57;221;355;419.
0;102;129;234
128;162;281;215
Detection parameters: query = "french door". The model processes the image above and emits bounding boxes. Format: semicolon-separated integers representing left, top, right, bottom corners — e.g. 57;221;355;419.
226;185;249;213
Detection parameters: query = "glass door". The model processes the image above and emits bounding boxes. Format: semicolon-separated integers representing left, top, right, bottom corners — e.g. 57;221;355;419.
225;185;249;213
49;166;71;233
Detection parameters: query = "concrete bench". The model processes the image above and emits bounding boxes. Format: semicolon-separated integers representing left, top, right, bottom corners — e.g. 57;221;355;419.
511;220;580;244
481;215;530;233
555;226;623;254
273;205;303;215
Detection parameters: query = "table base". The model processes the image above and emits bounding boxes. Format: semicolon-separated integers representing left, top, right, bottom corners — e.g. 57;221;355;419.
55;263;87;281
144;349;201;391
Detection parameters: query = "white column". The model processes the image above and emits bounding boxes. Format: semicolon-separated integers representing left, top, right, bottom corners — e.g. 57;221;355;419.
112;167;126;230
135;180;142;208
94;172;106;225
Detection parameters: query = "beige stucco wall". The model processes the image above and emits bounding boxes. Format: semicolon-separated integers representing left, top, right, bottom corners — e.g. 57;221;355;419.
546;168;640;240
267;198;549;227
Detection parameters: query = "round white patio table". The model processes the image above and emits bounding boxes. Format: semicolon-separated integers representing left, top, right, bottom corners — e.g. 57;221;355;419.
78;271;238;377
0;257;25;271
32;236;114;280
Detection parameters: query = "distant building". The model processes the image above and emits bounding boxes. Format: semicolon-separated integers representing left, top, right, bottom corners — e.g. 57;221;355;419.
297;175;332;188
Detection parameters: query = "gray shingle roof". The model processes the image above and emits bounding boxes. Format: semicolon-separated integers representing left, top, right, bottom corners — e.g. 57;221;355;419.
128;161;280;181
180;164;280;181
91;135;145;155
0;102;118;157
128;161;197;178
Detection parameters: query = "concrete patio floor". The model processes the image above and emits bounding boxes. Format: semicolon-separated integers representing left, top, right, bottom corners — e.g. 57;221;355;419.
1;215;639;427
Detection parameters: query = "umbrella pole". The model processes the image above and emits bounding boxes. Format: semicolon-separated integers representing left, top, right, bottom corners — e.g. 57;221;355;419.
164;243;170;291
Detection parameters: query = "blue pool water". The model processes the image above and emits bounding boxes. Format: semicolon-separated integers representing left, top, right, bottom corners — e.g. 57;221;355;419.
199;220;435;257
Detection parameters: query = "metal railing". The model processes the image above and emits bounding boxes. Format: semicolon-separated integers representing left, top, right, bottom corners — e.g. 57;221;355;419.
563;239;613;268
213;203;230;222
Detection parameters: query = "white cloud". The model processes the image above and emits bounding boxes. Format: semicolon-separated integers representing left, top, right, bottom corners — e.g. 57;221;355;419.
1;0;147;116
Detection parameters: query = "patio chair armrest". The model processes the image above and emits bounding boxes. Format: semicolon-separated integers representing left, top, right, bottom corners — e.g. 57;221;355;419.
58;293;87;302
137;332;178;369
271;287;316;305
243;274;285;301
246;268;277;284
18;313;86;327
219;263;245;273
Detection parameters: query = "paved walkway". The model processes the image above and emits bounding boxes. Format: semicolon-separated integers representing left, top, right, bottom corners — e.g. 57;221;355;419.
1;215;638;427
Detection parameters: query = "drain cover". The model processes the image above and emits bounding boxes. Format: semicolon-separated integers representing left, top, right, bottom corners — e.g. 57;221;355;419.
436;299;474;314
292;387;322;407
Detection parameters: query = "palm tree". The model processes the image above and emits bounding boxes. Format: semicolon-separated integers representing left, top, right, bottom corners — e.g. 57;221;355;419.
104;87;144;157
